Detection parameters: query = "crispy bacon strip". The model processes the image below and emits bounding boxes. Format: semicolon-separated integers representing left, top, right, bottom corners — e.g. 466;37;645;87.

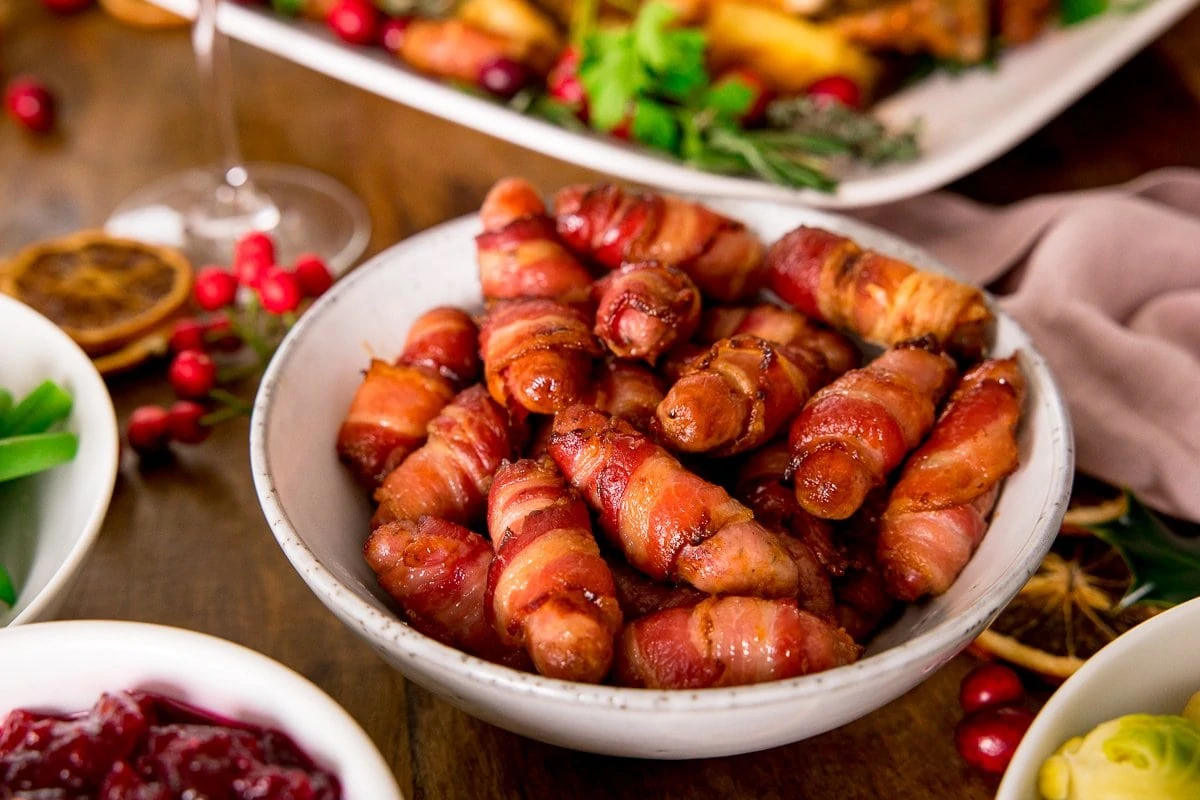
878;357;1026;601
554;183;767;303
486;458;622;682
606;553;707;620
789;341;957;520
616;597;861;689
374;385;518;526
336;307;479;488
698;303;861;377
833;493;899;643
593;263;701;365
766;226;994;360
476;178;594;307
479;298;601;414
548;405;799;597
656;335;829;457
364;517;525;666
736;441;847;577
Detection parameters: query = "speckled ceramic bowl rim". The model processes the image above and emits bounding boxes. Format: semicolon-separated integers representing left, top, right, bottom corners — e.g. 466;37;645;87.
1;294;119;627
251;203;1074;713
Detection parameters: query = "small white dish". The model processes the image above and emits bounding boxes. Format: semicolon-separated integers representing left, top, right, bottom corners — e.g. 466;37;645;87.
0;619;403;799
0;294;119;626
997;596;1200;800
250;198;1073;758
145;0;1195;208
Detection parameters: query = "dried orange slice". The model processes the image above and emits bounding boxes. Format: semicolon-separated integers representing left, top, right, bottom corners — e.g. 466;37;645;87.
1;231;192;359
98;0;188;29
973;533;1161;680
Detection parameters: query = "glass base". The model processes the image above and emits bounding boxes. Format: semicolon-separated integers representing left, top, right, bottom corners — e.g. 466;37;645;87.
105;163;371;276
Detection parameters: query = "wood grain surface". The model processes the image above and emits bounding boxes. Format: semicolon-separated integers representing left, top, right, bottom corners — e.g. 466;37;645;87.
2;4;1198;798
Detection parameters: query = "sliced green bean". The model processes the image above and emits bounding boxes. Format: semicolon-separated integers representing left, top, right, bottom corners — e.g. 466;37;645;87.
0;431;79;483
0;380;73;437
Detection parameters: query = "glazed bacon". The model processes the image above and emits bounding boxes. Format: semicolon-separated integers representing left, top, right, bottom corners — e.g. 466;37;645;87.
336;307;479;488
479;298;601;414
616;597;861;689
554;183;767;303
365;517;523;666
766;226;994;360
548;406;800;598
486;459;622;682
698;303;861;377
877;356;1027;601
789;341;957;521
475;178;594;307
736;441;847;577
656;335;829;457
592;263;702;365
374;385;518;526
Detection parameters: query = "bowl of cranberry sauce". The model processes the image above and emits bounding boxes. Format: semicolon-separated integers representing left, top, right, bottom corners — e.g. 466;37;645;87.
0;620;402;799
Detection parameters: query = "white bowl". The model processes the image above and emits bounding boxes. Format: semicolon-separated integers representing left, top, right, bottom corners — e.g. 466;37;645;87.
250;200;1074;759
0;620;403;798
0;294;119;626
997;596;1200;800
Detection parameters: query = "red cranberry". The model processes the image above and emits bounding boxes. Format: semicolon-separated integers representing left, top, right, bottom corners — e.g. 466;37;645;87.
610;116;633;141
167;400;210;444
126;405;171;453
5;77;57;134
547;45;587;112
379;15;412;52
169;318;207;354
39;0;94;12
235;230;275;265
193;265;239;311
326;0;379;46
258;268;302;314
807;75;862;109
959;663;1025;714
955;705;1035;774
291;253;334;297
168;350;217;399
714;66;774;126
478;57;530;100
204;313;243;352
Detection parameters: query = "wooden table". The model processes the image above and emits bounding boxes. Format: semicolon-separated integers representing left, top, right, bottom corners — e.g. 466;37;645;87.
3;4;1198;798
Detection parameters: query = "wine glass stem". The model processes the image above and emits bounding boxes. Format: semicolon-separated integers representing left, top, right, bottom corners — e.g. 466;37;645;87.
192;0;274;217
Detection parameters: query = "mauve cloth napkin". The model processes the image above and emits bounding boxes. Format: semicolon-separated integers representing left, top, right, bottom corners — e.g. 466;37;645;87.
850;168;1200;522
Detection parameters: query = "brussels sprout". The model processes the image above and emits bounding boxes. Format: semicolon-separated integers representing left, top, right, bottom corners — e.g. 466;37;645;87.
1039;713;1200;799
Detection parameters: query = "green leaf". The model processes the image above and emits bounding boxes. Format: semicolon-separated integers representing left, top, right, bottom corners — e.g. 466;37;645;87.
1061;0;1108;25
1085;491;1200;608
270;0;305;16
631;99;681;153
580;39;643;131
704;81;754;119
633;1;679;72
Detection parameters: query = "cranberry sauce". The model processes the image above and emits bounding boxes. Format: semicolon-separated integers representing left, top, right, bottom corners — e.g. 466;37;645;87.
0;689;341;799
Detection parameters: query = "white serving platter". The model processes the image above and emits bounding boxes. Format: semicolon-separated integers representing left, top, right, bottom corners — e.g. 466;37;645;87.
149;0;1198;207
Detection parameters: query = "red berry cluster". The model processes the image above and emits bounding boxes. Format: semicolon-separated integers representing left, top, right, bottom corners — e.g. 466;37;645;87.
125;231;334;457
953;663;1036;776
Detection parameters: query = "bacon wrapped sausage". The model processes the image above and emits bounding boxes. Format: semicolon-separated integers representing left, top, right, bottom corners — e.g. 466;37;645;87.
365;517;524;667
766;226;994;360
548;405;800;598
554;183;767;303
698;303;861;378
877;356;1026;601
479;298;601;414
586;359;666;435
337;307;479;488
375;385;519;526
476;178;594;307
656;335;829;457
736;441;847;577
832;492;899;642
616;597;861;689
789;341;957;521
606;554;707;620
486;458;622;682
592;263;701;365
